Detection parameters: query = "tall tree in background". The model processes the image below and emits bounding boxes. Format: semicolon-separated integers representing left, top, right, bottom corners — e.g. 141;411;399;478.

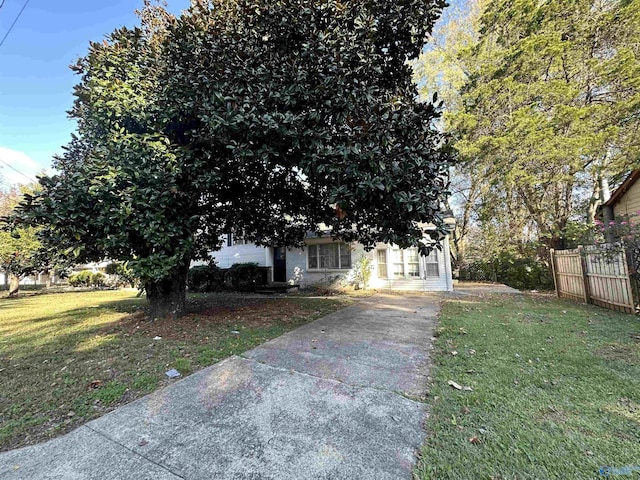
8;0;453;318
412;0;487;268
0;187;41;296
415;0;640;266
452;0;640;251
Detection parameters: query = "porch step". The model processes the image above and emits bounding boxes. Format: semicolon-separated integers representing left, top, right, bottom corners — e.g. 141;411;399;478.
378;279;430;291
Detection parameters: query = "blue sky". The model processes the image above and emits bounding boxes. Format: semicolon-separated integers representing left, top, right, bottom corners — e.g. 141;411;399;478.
0;0;189;187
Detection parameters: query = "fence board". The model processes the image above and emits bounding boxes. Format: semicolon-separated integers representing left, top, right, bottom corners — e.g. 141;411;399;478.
552;248;587;303
552;245;636;314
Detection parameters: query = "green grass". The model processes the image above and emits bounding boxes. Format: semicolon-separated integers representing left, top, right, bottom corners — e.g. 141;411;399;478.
0;290;352;451
415;293;640;479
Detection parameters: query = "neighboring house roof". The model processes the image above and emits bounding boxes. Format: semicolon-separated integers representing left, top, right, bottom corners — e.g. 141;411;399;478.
602;170;640;208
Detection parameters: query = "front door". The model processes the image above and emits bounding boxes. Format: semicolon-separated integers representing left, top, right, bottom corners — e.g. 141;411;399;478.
273;247;287;282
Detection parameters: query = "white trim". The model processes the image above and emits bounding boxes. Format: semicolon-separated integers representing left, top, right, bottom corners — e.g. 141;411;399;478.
443;234;453;291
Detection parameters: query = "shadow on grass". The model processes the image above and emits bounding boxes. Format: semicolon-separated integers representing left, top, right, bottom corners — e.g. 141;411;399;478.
0;291;351;451
0;292;303;361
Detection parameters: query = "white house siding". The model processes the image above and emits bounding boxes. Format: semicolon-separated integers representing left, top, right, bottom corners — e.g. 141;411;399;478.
367;237;452;292
284;247;306;285
281;238;452;291
0;272;52;287
204;235;453;292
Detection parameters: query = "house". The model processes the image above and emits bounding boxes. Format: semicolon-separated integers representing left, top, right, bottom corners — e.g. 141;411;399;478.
599;170;640;242
208;220;455;292
0;271;52;289
600;170;640;219
71;261;111;275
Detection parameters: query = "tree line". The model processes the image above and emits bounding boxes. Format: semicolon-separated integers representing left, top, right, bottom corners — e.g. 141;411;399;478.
412;0;640;281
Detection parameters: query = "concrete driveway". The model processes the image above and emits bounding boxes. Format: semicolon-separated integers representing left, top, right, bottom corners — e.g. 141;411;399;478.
0;293;440;480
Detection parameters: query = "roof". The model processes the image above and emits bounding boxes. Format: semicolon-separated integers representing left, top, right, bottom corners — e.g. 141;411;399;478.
602;170;640;208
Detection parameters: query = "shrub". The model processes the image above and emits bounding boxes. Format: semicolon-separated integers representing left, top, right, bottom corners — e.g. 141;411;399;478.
187;264;224;293
225;263;263;292
91;272;105;287
67;273;80;287
105;262;136;287
68;270;106;288
68;270;93;287
460;253;554;291
352;255;372;289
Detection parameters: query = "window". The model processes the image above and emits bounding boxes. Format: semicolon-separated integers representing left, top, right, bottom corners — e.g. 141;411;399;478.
308;245;318;269
377;249;387;278
233;235;249;246
320;243;340;268
407;248;420;277
225;231;250;246
307;242;351;269
425;249;439;277
340;246;352;269
392;248;404;277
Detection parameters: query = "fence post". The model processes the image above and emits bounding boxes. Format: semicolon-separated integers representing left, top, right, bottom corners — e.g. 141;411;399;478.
550;249;558;298
578;245;590;304
622;247;637;313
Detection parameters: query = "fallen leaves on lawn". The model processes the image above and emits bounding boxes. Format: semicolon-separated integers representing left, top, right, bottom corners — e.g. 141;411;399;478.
448;380;473;391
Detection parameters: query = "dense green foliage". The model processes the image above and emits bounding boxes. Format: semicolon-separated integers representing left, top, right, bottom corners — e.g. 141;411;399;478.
455;0;640;250
8;0;452;317
459;252;554;291
68;271;105;288
188;263;270;292
105;261;136;287
224;263;268;292
414;0;640;274
187;264;225;293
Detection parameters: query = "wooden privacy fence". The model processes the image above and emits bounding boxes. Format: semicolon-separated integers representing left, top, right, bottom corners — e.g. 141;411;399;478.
550;245;636;314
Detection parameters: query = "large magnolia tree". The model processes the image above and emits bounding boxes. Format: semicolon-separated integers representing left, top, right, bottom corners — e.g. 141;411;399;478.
8;0;453;318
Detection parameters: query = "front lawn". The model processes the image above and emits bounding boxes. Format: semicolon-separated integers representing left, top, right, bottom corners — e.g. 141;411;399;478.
0;290;352;451
416;293;640;479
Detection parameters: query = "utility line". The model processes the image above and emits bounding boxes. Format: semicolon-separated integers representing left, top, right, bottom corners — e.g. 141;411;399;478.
0;157;37;183
0;1;6;10
0;0;30;48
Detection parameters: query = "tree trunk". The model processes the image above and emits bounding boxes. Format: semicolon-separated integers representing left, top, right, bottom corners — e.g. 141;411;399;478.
145;262;190;319
8;273;20;297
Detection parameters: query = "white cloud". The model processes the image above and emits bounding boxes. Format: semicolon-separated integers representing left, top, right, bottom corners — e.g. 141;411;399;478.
0;147;42;188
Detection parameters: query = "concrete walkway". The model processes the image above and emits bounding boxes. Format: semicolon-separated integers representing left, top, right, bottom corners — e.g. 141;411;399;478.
0;294;440;480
